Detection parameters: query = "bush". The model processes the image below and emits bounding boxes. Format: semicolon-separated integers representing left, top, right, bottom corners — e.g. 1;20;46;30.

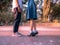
52;4;60;20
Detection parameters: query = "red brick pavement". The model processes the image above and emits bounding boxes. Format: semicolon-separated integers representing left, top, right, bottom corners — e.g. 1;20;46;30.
0;23;60;36
0;23;60;45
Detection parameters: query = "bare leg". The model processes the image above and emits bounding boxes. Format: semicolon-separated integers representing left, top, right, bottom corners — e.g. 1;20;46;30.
30;20;37;32
33;20;36;31
28;20;38;36
30;20;33;31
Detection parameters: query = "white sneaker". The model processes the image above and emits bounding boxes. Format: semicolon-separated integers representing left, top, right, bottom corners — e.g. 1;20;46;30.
12;32;24;37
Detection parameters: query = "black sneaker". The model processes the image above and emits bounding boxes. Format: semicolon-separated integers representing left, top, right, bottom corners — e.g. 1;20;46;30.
35;31;38;34
28;31;38;37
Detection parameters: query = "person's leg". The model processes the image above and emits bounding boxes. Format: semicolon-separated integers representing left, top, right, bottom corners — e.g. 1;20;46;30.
29;20;38;36
30;20;33;32
13;8;23;36
33;20;38;34
13;8;21;33
33;20;36;30
13;12;21;33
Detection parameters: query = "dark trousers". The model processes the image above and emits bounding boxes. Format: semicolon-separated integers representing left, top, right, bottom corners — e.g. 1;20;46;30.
13;8;21;33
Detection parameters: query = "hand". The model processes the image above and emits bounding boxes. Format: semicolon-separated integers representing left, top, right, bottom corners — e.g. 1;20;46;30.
18;6;21;12
12;8;16;13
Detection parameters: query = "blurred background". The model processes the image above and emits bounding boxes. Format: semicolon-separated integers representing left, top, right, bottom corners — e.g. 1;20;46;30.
0;0;60;26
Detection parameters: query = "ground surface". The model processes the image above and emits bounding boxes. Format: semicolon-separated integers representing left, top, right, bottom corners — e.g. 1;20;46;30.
0;23;60;45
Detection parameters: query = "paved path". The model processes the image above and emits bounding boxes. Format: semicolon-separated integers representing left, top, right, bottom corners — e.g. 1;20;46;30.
0;36;60;45
0;26;60;36
0;23;60;36
0;23;60;45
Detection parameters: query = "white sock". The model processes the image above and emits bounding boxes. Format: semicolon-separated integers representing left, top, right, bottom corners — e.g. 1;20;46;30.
30;30;37;33
32;30;37;33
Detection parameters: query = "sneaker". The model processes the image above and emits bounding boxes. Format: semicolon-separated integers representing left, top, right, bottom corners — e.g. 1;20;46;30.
34;31;38;34
28;31;38;37
12;32;24;37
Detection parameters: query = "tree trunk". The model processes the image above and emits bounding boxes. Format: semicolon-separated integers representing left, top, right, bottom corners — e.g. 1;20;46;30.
43;0;51;22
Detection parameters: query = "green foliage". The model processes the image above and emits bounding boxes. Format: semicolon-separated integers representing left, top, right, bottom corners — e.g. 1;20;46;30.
52;4;60;19
0;12;14;24
0;0;12;12
0;0;14;25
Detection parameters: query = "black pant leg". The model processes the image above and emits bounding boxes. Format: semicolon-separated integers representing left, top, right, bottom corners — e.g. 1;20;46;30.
13;8;21;33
